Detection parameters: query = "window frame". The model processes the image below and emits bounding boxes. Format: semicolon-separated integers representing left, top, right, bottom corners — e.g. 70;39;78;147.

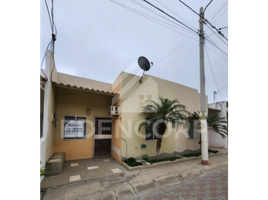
187;118;198;139
64;115;87;140
145;122;158;141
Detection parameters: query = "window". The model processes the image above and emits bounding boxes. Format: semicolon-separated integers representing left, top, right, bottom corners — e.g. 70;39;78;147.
188;120;198;139
64;116;86;139
145;123;158;141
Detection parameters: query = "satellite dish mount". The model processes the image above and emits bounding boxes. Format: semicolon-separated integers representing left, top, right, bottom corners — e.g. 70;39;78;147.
138;56;153;83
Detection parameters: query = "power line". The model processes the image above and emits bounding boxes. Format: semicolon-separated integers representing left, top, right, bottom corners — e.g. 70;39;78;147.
154;38;192;65
204;23;228;46
155;0;198;31
110;0;196;40
205;47;223;101
141;0;199;35
129;0;198;34
209;1;228;22
205;45;228;62
211;7;228;24
178;0;228;41
217;84;229;91
205;36;228;57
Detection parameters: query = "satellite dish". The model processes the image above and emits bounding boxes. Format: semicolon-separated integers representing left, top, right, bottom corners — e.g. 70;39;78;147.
138;56;153;83
138;56;151;71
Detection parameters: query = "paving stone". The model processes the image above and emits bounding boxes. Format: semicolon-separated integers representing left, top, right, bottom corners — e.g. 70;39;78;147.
70;163;79;167
111;168;122;174
132;180;158;195
87;166;99;170
98;191;116;200
145;169;228;200
69;175;81;182
155;175;180;189
103;159;111;162
115;185;136;199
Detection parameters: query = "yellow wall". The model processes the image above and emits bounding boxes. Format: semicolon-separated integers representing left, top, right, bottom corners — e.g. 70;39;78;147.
117;72;208;158
54;87;112;161
111;73;123;163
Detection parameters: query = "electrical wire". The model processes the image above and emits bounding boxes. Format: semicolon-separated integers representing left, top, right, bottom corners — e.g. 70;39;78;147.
205;44;228;62
217;84;228;92
141;0;199;35
211;7;228;24
40;39;53;80
110;0;198;40
154;38;191;66
178;0;228;41
45;0;53;32
205;36;228;57
154;0;198;32
204;23;228;46
130;0;197;34
205;47;224;101
209;1;228;22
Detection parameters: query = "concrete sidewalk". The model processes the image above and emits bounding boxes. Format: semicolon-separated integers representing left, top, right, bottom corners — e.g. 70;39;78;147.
41;153;228;200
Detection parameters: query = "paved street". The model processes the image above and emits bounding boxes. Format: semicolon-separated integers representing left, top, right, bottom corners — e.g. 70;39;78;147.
143;169;228;200
41;153;228;200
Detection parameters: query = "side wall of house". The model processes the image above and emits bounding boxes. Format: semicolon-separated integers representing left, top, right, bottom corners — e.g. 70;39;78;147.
119;72;208;159
42;50;57;163
111;73;123;163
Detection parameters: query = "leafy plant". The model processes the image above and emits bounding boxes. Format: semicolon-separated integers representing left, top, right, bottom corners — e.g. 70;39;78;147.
40;161;51;176
124;157;143;167
142;154;150;162
138;96;190;159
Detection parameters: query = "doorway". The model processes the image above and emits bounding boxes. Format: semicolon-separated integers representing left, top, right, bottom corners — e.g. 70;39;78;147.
94;117;112;156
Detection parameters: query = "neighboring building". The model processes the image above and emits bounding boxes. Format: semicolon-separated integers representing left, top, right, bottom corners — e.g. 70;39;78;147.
208;101;228;148
40;50;208;169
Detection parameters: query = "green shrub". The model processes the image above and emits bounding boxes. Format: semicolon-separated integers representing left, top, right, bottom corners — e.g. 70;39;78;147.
149;157;182;164
208;149;219;153
142;154;150;162
127;157;136;162
124;157;143;167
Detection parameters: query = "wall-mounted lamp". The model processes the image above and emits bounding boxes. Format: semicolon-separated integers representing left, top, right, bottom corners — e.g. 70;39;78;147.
87;109;90;115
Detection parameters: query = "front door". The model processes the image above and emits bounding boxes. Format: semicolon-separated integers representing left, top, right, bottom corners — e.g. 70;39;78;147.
94;117;112;156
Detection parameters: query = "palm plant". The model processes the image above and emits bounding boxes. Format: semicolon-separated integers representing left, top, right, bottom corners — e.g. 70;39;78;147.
192;111;228;145
138;96;190;159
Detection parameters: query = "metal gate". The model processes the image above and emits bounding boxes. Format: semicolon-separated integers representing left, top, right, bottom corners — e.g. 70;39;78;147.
94;117;112;156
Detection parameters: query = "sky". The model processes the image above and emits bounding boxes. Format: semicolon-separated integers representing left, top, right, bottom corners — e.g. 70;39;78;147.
41;0;228;104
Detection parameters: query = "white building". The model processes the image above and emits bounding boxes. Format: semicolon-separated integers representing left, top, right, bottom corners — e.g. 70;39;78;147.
208;101;228;148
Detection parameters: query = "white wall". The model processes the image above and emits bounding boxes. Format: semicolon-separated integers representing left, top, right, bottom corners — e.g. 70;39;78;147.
208;101;228;148
40;50;56;183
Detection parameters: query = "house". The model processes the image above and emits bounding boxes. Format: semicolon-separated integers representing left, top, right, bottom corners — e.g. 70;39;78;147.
40;49;208;172
208;101;228;148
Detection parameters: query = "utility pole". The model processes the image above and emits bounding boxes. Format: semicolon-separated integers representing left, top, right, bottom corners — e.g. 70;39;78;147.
199;2;211;165
214;91;217;103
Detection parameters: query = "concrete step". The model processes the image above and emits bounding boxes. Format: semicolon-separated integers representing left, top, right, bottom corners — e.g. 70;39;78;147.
46;153;65;176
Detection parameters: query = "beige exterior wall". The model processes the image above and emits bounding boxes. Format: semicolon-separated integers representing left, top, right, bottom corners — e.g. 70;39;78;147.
54;87;112;161
111;73;123;163
116;72;208;159
43;50;57;162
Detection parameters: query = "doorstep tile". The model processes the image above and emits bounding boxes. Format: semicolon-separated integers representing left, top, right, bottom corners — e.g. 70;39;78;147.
87;166;99;170
69;175;81;182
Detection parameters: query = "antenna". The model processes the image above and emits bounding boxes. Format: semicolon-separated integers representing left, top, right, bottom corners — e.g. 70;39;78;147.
138;56;153;83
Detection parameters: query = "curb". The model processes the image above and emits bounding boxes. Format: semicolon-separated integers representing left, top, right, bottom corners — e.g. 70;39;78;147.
122;152;227;171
